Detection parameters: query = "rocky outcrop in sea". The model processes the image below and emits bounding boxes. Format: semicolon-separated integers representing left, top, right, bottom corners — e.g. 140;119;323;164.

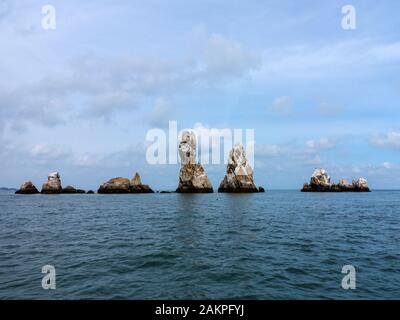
98;173;154;194
41;172;62;194
15;181;40;194
301;169;370;192
218;144;263;193
61;186;86;194
176;131;213;193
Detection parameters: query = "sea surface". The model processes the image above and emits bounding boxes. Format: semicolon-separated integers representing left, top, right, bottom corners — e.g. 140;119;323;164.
0;190;399;299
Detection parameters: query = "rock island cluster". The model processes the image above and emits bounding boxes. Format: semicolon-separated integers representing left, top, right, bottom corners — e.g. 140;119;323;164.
15;130;263;194
15;131;370;194
301;168;370;192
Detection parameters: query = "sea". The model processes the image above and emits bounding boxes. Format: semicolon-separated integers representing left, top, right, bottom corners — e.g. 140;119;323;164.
0;190;399;299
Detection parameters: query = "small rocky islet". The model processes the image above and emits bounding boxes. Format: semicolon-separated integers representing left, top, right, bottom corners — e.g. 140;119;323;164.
301;168;370;192
175;130;213;193
16;172;92;194
98;173;154;194
218;144;264;193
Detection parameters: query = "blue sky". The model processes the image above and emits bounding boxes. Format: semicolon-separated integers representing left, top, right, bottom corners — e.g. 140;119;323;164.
1;0;400;190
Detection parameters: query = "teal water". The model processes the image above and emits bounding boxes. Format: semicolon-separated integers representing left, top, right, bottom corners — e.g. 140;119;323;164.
0;191;399;299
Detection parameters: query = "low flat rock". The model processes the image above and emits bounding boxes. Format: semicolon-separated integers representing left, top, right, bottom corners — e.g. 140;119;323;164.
98;173;154;194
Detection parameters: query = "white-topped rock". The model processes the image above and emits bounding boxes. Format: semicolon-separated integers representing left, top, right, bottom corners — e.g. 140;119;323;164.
41;172;62;194
176;131;213;193
218;144;260;192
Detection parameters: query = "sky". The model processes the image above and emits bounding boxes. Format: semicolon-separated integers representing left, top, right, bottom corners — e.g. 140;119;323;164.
1;0;400;190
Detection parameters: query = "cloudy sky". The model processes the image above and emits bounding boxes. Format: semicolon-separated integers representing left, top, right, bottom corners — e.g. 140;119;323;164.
1;0;400;190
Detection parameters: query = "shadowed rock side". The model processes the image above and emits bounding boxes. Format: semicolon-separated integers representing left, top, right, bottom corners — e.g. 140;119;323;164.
218;144;262;193
41;172;62;194
98;173;154;194
301;169;370;192
15;181;39;194
176;131;213;193
61;186;86;194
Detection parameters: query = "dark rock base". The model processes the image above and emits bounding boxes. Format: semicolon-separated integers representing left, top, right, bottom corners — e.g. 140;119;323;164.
97;187;155;194
176;187;213;193
41;189;62;194
301;184;370;192
218;186;260;193
15;188;39;195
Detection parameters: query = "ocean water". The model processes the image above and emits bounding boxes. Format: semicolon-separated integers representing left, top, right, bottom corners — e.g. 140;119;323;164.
0;190;399;300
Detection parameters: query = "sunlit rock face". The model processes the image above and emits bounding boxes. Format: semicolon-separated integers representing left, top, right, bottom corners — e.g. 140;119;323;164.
176;131;213;193
15;181;39;194
338;179;350;187
178;130;197;165
129;173;154;193
98;173;154;194
311;168;331;188
302;168;331;192
41;172;62;194
218;144;260;193
302;169;371;192
351;177;370;191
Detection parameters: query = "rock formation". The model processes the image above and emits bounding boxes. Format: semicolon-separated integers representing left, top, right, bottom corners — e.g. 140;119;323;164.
351;177;370;192
98;173;154;194
15;181;39;194
87;190;95;194
41;172;62;194
218;144;262;193
61;186;77;193
129;173;154;193
61;186;86;194
301;168;331;192
176;131;213;193
301;169;370;192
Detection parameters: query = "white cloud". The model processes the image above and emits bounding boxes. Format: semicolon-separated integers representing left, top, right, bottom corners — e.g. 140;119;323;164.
269;96;293;115
202;33;261;80
370;131;400;149
256;40;400;81
0;30;260;131
383;162;392;169
306;137;337;150
29;144;71;162
148;97;173;128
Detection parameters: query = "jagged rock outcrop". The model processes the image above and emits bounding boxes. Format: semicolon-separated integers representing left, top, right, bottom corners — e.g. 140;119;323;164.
129;173;154;193
41;172;62;194
301;169;371;192
98;173;154;194
176;131;213;193
351;177;370;192
15;181;39;194
301;168;331;192
218;144;262;193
